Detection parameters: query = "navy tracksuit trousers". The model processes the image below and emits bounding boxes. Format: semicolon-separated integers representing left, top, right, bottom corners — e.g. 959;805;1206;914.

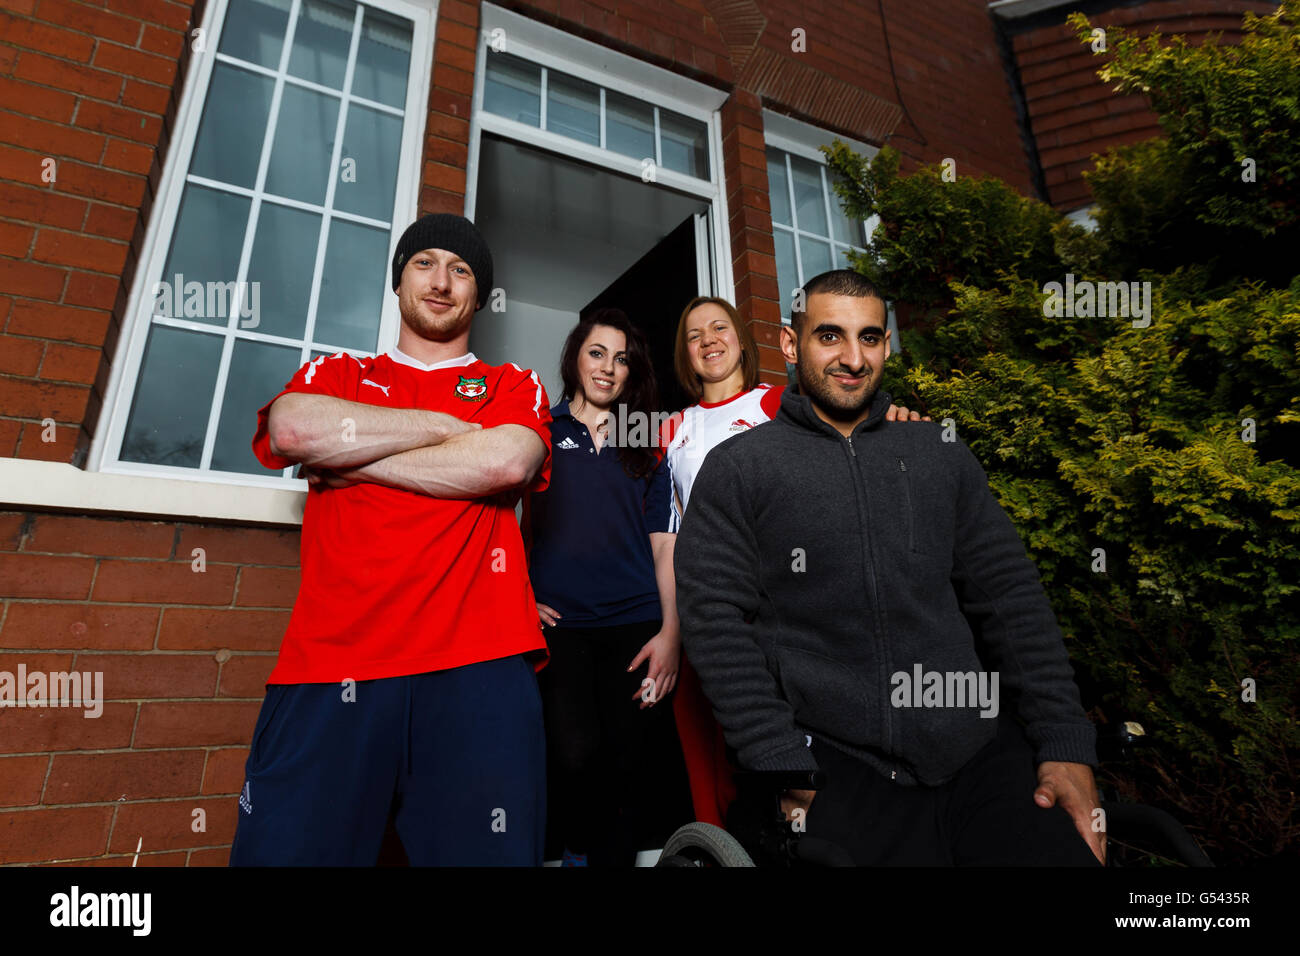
229;654;545;866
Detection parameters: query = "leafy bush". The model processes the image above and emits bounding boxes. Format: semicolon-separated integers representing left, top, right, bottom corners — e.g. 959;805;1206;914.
824;1;1300;863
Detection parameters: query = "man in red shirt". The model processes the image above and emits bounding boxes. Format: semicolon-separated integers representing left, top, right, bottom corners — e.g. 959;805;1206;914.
229;214;553;866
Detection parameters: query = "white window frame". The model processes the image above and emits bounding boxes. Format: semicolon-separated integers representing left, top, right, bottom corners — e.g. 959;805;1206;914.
468;3;733;304
87;0;436;493
763;109;900;347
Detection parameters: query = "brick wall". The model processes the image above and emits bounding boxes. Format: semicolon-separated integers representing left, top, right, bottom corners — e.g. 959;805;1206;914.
0;0;1194;866
1009;0;1278;210
1;0;203;467
0;511;297;865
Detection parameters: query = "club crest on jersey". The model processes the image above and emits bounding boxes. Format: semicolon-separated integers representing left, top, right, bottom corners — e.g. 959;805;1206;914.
455;375;488;401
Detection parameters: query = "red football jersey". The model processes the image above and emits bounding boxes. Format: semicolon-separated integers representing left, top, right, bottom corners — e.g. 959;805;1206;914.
251;348;553;684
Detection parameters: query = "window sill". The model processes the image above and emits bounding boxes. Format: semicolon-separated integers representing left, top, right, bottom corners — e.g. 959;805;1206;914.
0;458;306;526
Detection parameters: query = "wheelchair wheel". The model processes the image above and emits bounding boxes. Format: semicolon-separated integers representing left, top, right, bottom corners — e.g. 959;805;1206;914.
655;822;756;867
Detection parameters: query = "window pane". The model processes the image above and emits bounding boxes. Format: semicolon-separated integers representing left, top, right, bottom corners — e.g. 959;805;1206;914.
659;109;708;178
798;235;832;279
546;72;598;146
121;326;224;467
189;64;274;189
605;89;653;162
774;228;798;316
211;339;304;474
287;0;355;90
767;150;791;227
219;0;292;68
264;85;339;206
314;219;386;351
246;201;321;339
334;104;401;219
159;185;251;326
352;6;411;108
483;52;540;126
790;155;827;235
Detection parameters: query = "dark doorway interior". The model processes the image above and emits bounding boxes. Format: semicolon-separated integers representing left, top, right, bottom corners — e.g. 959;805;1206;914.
581;215;700;415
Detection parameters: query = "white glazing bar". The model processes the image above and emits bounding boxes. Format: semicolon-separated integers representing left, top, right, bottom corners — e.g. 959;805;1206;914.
197;0;304;471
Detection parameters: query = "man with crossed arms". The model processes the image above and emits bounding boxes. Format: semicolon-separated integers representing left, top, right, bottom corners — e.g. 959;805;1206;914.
231;214;552;866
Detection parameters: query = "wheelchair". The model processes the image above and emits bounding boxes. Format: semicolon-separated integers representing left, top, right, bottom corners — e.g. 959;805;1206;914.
655;721;1213;867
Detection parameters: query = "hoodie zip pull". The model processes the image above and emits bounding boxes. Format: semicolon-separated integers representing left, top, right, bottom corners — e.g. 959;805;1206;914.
847;435;856;457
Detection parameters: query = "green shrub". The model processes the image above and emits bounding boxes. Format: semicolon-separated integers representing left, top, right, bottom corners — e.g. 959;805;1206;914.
822;1;1300;863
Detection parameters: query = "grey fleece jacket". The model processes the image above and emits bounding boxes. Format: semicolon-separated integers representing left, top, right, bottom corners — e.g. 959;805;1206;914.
673;385;1097;785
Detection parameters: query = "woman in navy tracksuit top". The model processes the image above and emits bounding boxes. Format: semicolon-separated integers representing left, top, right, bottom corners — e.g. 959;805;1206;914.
524;307;688;867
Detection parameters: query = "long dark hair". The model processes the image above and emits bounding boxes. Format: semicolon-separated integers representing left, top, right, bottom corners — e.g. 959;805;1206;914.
560;308;661;481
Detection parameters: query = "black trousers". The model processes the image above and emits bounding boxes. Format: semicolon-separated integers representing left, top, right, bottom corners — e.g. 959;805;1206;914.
802;714;1101;866
538;618;689;866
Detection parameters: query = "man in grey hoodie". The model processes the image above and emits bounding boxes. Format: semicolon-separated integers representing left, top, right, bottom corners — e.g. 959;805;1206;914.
674;269;1103;865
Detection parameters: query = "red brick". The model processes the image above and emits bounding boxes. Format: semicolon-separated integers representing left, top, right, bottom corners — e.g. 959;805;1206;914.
133;700;260;749
0;806;112;863
13;50;125;101
157;608;288;651
101;136;154;175
0;333;42;375
217;654;274;697
91;559;237;605
74;100;162;145
435;39;476;74
0;702;136;754
93;41;178;87
33;0;144;46
38;342;101;385
436;18;477;50
109;795;237;852
0;259;66;300
0;11;95;63
0;182;87;230
0;754;48;807
108;0;193;31
0;552;94;599
176;525;300;567
33;228;128;273
63;269;120;310
0;420;19;456
121;78;170;113
0;513;26;550
140;23;184;57
1;602;159;650
0;77;76;123
44;749;206;804
7;299;110;344
52;159;148;206
83;202;139;241
200;747;249;794
188;846;231;866
433;63;474;97
83;651;217;699
0;112;106;166
0;376;89;419
17;420;81;462
235;566;299;608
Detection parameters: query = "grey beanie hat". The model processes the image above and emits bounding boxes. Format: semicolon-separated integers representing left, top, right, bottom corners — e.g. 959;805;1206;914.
390;213;493;310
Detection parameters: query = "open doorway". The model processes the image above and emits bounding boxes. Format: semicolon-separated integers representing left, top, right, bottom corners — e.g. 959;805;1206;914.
469;133;710;414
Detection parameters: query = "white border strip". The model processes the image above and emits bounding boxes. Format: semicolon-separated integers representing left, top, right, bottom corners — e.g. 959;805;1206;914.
0;459;306;525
